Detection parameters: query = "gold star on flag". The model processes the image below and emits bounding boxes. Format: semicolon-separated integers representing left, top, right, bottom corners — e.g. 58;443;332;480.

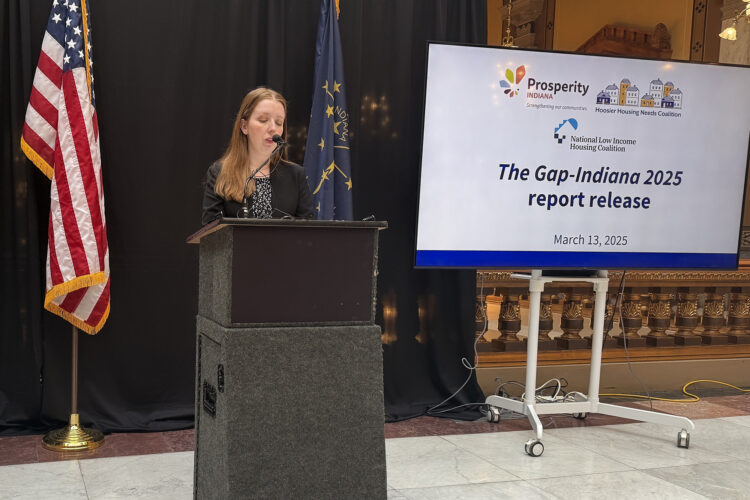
321;170;330;181
333;81;341;93
318;138;325;150
326;105;334;117
345;179;353;190
316;202;321;212
323;81;333;99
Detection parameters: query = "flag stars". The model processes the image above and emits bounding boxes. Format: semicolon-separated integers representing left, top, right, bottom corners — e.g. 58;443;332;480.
53;0;59;6
64;55;71;64
69;2;78;12
52;13;62;23
345;179;352;190
333;81;341;93
73;26;81;36
322;80;334;99
66;18;71;27
326;105;334;118
78;50;84;59
318;138;325;150
67;39;76;49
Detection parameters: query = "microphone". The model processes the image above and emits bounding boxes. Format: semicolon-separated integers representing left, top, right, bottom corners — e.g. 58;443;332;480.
239;138;286;218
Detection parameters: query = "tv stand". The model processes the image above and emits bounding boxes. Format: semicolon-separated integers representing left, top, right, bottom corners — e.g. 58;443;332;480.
485;270;694;457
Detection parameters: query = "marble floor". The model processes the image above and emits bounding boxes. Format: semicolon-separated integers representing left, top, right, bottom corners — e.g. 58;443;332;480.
1;394;749;499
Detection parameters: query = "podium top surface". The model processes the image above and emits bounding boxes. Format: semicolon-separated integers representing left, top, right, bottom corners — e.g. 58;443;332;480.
186;217;388;244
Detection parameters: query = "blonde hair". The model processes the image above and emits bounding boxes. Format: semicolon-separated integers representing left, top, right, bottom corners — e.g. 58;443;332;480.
214;87;288;202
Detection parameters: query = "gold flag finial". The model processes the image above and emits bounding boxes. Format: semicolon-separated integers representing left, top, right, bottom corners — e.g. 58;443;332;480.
335;0;340;19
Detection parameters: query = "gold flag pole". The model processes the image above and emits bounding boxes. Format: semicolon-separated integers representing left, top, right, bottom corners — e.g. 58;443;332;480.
42;325;104;451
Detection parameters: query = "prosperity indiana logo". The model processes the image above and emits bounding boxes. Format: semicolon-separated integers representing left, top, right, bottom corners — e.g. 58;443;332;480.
499;65;526;98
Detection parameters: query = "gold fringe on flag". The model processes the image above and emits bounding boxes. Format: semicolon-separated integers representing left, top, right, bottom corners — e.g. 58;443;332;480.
80;0;93;100
44;270;108;334
20;137;54;179
45;301;109;335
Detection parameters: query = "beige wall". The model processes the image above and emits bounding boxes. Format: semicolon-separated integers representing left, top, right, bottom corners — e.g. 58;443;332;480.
553;0;694;60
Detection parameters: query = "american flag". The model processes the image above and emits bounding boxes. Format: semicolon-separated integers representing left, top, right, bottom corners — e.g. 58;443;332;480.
21;0;110;335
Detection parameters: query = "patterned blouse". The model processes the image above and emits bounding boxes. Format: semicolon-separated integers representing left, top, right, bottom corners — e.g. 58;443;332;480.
251;178;272;219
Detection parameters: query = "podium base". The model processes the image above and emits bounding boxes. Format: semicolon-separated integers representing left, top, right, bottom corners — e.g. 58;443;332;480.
195;318;386;499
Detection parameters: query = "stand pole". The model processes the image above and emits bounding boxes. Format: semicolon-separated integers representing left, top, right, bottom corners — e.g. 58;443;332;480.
587;270;608;405
42;325;104;452
524;271;544;439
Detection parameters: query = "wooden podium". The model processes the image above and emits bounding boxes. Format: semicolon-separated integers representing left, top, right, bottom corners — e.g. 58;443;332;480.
188;218;388;499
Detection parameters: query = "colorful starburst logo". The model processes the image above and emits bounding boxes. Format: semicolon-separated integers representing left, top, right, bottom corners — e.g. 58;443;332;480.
499;65;526;97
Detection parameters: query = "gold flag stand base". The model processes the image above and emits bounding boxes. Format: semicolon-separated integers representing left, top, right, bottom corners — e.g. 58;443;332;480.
42;413;104;452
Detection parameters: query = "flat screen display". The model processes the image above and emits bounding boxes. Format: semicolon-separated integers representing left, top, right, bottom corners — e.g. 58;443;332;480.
415;43;750;269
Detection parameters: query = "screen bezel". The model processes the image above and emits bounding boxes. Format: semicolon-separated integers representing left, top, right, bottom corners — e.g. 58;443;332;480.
413;41;750;271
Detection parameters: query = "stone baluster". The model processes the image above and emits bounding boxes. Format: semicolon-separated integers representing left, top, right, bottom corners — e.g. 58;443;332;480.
557;294;588;350
473;294;493;351
674;292;701;345
618;293;647;347
700;293;727;345
537;293;557;351
727;293;750;344
589;293;617;349
646;293;675;347
492;293;525;352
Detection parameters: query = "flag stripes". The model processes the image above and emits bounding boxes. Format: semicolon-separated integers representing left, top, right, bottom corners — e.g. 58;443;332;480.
21;0;109;334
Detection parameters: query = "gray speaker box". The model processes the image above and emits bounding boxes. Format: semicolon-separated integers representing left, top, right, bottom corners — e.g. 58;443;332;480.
194;316;387;499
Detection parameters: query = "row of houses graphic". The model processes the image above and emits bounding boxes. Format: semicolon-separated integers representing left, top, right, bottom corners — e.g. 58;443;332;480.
596;78;683;109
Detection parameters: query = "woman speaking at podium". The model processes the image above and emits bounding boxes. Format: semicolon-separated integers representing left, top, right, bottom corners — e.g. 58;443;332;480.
201;87;314;225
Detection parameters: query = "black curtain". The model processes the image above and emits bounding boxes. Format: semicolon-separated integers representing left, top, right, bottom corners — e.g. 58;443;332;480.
1;0;486;434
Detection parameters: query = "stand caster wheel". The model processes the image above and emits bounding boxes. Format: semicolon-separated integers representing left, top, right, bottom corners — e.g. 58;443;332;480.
572;412;587;420
487;406;501;423
677;429;690;449
524;439;544;457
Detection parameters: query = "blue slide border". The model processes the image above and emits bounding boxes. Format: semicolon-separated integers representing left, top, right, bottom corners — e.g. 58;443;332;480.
415;250;737;269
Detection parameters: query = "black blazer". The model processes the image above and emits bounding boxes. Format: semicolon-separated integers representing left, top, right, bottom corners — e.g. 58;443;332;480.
201;160;314;225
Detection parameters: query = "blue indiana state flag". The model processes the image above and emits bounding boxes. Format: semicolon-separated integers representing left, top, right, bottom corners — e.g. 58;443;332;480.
303;0;353;220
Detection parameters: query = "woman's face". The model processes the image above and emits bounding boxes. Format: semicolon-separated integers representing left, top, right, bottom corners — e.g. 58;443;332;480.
241;98;285;159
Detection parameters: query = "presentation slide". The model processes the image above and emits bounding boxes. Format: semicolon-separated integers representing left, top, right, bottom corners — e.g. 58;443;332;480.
415;43;750;269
